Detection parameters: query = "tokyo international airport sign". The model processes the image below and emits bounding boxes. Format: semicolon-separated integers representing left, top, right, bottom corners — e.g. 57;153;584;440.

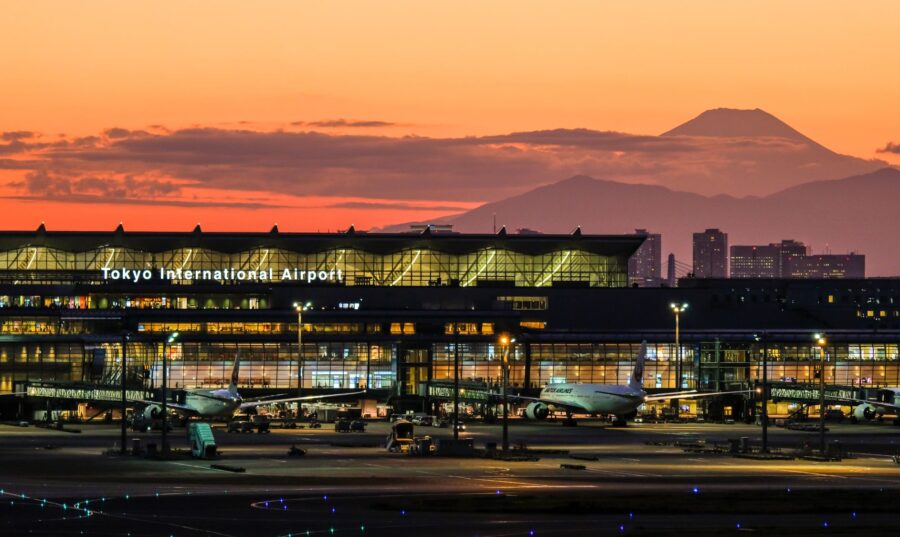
101;267;344;284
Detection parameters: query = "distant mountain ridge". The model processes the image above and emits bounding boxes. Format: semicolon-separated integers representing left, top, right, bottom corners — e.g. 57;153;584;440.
384;167;900;276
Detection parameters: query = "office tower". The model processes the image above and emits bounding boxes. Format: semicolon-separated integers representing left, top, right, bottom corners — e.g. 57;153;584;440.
730;244;780;278
666;254;676;287
776;239;808;277
787;253;865;279
692;228;728;278
730;240;809;278
628;229;662;287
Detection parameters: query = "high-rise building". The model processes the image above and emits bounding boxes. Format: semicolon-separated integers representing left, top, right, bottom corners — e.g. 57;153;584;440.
692;228;728;278
666;253;676;288
628;229;662;287
730;244;780;278
777;240;808;277
787;253;865;279
730;239;809;278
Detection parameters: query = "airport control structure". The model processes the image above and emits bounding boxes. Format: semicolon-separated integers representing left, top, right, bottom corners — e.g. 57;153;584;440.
1;225;899;421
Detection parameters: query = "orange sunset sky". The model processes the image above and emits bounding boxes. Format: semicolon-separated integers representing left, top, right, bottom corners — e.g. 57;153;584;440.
1;0;898;232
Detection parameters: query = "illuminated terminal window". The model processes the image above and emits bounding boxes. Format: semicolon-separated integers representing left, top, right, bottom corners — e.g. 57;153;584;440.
0;318;56;335
0;243;629;288
390;322;416;335
497;296;548;310
137;322;361;335
443;322;495;336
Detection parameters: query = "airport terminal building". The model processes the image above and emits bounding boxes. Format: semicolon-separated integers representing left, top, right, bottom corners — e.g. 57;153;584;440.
1;225;899;418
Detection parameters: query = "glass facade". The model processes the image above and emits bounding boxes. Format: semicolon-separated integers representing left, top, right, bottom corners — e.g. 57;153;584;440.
0;245;626;288
3;337;900;398
701;342;900;389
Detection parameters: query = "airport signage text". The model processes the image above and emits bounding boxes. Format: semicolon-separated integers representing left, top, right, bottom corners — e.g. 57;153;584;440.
769;383;858;404
101;267;344;284
26;383;152;402
427;384;491;402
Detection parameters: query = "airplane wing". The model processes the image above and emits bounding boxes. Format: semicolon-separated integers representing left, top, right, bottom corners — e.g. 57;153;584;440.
643;389;751;402
239;390;367;411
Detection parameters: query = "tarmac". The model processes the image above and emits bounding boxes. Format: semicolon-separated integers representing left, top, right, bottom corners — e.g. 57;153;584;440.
1;418;899;536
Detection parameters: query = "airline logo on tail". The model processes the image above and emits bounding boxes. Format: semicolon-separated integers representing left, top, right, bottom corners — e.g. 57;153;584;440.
628;342;647;390
228;354;240;394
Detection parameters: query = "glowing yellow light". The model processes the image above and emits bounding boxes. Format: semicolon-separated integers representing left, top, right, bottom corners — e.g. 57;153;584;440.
390;250;421;286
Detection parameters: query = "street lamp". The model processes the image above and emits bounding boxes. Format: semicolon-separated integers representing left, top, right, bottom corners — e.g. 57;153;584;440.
453;323;461;441
814;333;828;454
120;332;131;455
670;303;688;392
161;331;179;456
499;334;514;453
293;302;312;403
754;333;769;453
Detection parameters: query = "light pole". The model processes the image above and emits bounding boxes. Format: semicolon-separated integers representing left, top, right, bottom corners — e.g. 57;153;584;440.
754;333;769;453
293;302;312;406
814;333;828;454
453;324;460;441
499;334;513;453
120;332;130;455
161;331;179;456
670;303;688;398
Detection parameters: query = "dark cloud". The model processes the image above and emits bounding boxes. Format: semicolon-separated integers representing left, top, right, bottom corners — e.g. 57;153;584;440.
2;123;888;205
0;158;42;170
877;142;900;154
36;127;701;200
1;131;35;141
104;128;151;139
476;129;699;152
22;170;182;200
327;201;472;212
293;119;397;128
8;192;290;209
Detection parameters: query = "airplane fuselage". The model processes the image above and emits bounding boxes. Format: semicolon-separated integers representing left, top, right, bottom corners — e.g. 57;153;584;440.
183;389;242;418
539;383;646;415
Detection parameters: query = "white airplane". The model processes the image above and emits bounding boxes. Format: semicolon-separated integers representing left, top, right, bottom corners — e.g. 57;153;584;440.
136;358;364;420
512;342;748;425
827;388;900;424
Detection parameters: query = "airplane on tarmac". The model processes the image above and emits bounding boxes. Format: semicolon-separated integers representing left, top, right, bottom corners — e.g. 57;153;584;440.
509;342;749;426
827;388;900;424
136;358;364;420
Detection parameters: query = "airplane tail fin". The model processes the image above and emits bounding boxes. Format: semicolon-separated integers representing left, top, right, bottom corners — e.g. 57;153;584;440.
628;341;647;391
228;352;241;395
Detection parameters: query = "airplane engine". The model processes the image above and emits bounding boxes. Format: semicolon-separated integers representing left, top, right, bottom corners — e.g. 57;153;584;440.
143;404;163;420
525;401;550;420
853;403;880;422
